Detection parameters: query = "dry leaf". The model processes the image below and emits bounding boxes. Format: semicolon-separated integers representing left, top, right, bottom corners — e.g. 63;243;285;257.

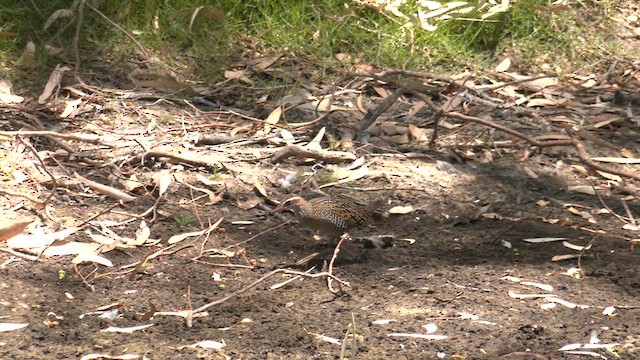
157;170;172;197
0;323;28;332
590;157;640;164
389;205;413;214
620;148;634;158
101;324;154;333
75;173;136;202
251;55;282;70
60;98;82;118
224;69;251;83
168;229;207;244
262;106;282;134
306;127;326;151
132;221;150;246
373;86;388;98
522;237;568;243
236;196;262;210
495;57;511;72
7;228;79;249
38;65;72;104
567;186;595;195
0;220;32;241
72;253;113;267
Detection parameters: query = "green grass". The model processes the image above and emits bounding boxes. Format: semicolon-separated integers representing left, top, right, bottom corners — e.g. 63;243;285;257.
0;0;627;91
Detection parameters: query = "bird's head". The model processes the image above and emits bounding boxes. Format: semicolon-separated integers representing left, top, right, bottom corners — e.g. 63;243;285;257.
273;196;308;214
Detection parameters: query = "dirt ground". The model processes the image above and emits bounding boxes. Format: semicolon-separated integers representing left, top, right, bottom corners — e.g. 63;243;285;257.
1;139;639;359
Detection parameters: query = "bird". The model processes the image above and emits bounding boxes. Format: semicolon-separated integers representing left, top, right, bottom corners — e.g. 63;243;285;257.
274;186;396;243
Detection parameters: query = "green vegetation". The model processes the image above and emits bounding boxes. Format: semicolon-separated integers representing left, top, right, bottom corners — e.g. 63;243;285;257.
0;0;625;87
173;211;195;227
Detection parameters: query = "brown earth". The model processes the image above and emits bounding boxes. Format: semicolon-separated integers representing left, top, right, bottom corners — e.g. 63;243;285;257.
1;144;639;359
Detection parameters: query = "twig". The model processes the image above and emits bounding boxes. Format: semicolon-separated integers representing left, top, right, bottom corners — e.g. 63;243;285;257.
185;268;350;327
72;0;85;72
568;130;640;181
327;234;349;293
0;130;103;144
0;247;40;261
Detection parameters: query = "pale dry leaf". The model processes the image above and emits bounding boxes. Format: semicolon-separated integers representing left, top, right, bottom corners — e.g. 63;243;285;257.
389;205;413;214
522;237;568;243
590;157;640;164
306;127;326;151
310;333;341;345
121;175;144;192
72;253;113;267
60;98;83;118
280;129;295;145
101;324;154;333
520;282;553;292
157;170;172;197
527;97;561;107
620;148;634;158
407;101;426;119
551;254;580;261
562;241;591;251
6;227;79;249
74;173;136;202
495;57;511;72
252;180;268;198
567;185;596;195
0;79;24;104
0;220;33;241
595;171;622;182
132;221;150;246
407;124;430;141
88;234;119;245
544;296;589;309
0;323;28;332
38;65;72;104
536;199;549;207
262;106;282;134
42;242;101;257
168;229;206;244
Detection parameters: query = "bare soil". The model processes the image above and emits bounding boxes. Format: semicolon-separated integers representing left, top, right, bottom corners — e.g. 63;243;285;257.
1;144;639;359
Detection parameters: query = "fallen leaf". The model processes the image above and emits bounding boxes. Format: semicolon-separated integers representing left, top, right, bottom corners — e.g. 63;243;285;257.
101;324;154;333
495;57;511;72
0;323;28;332
38;65;72;104
0;220;32;241
389;205;413;214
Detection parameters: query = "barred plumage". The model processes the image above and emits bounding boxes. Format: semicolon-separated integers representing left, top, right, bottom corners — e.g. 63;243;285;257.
274;187;396;242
